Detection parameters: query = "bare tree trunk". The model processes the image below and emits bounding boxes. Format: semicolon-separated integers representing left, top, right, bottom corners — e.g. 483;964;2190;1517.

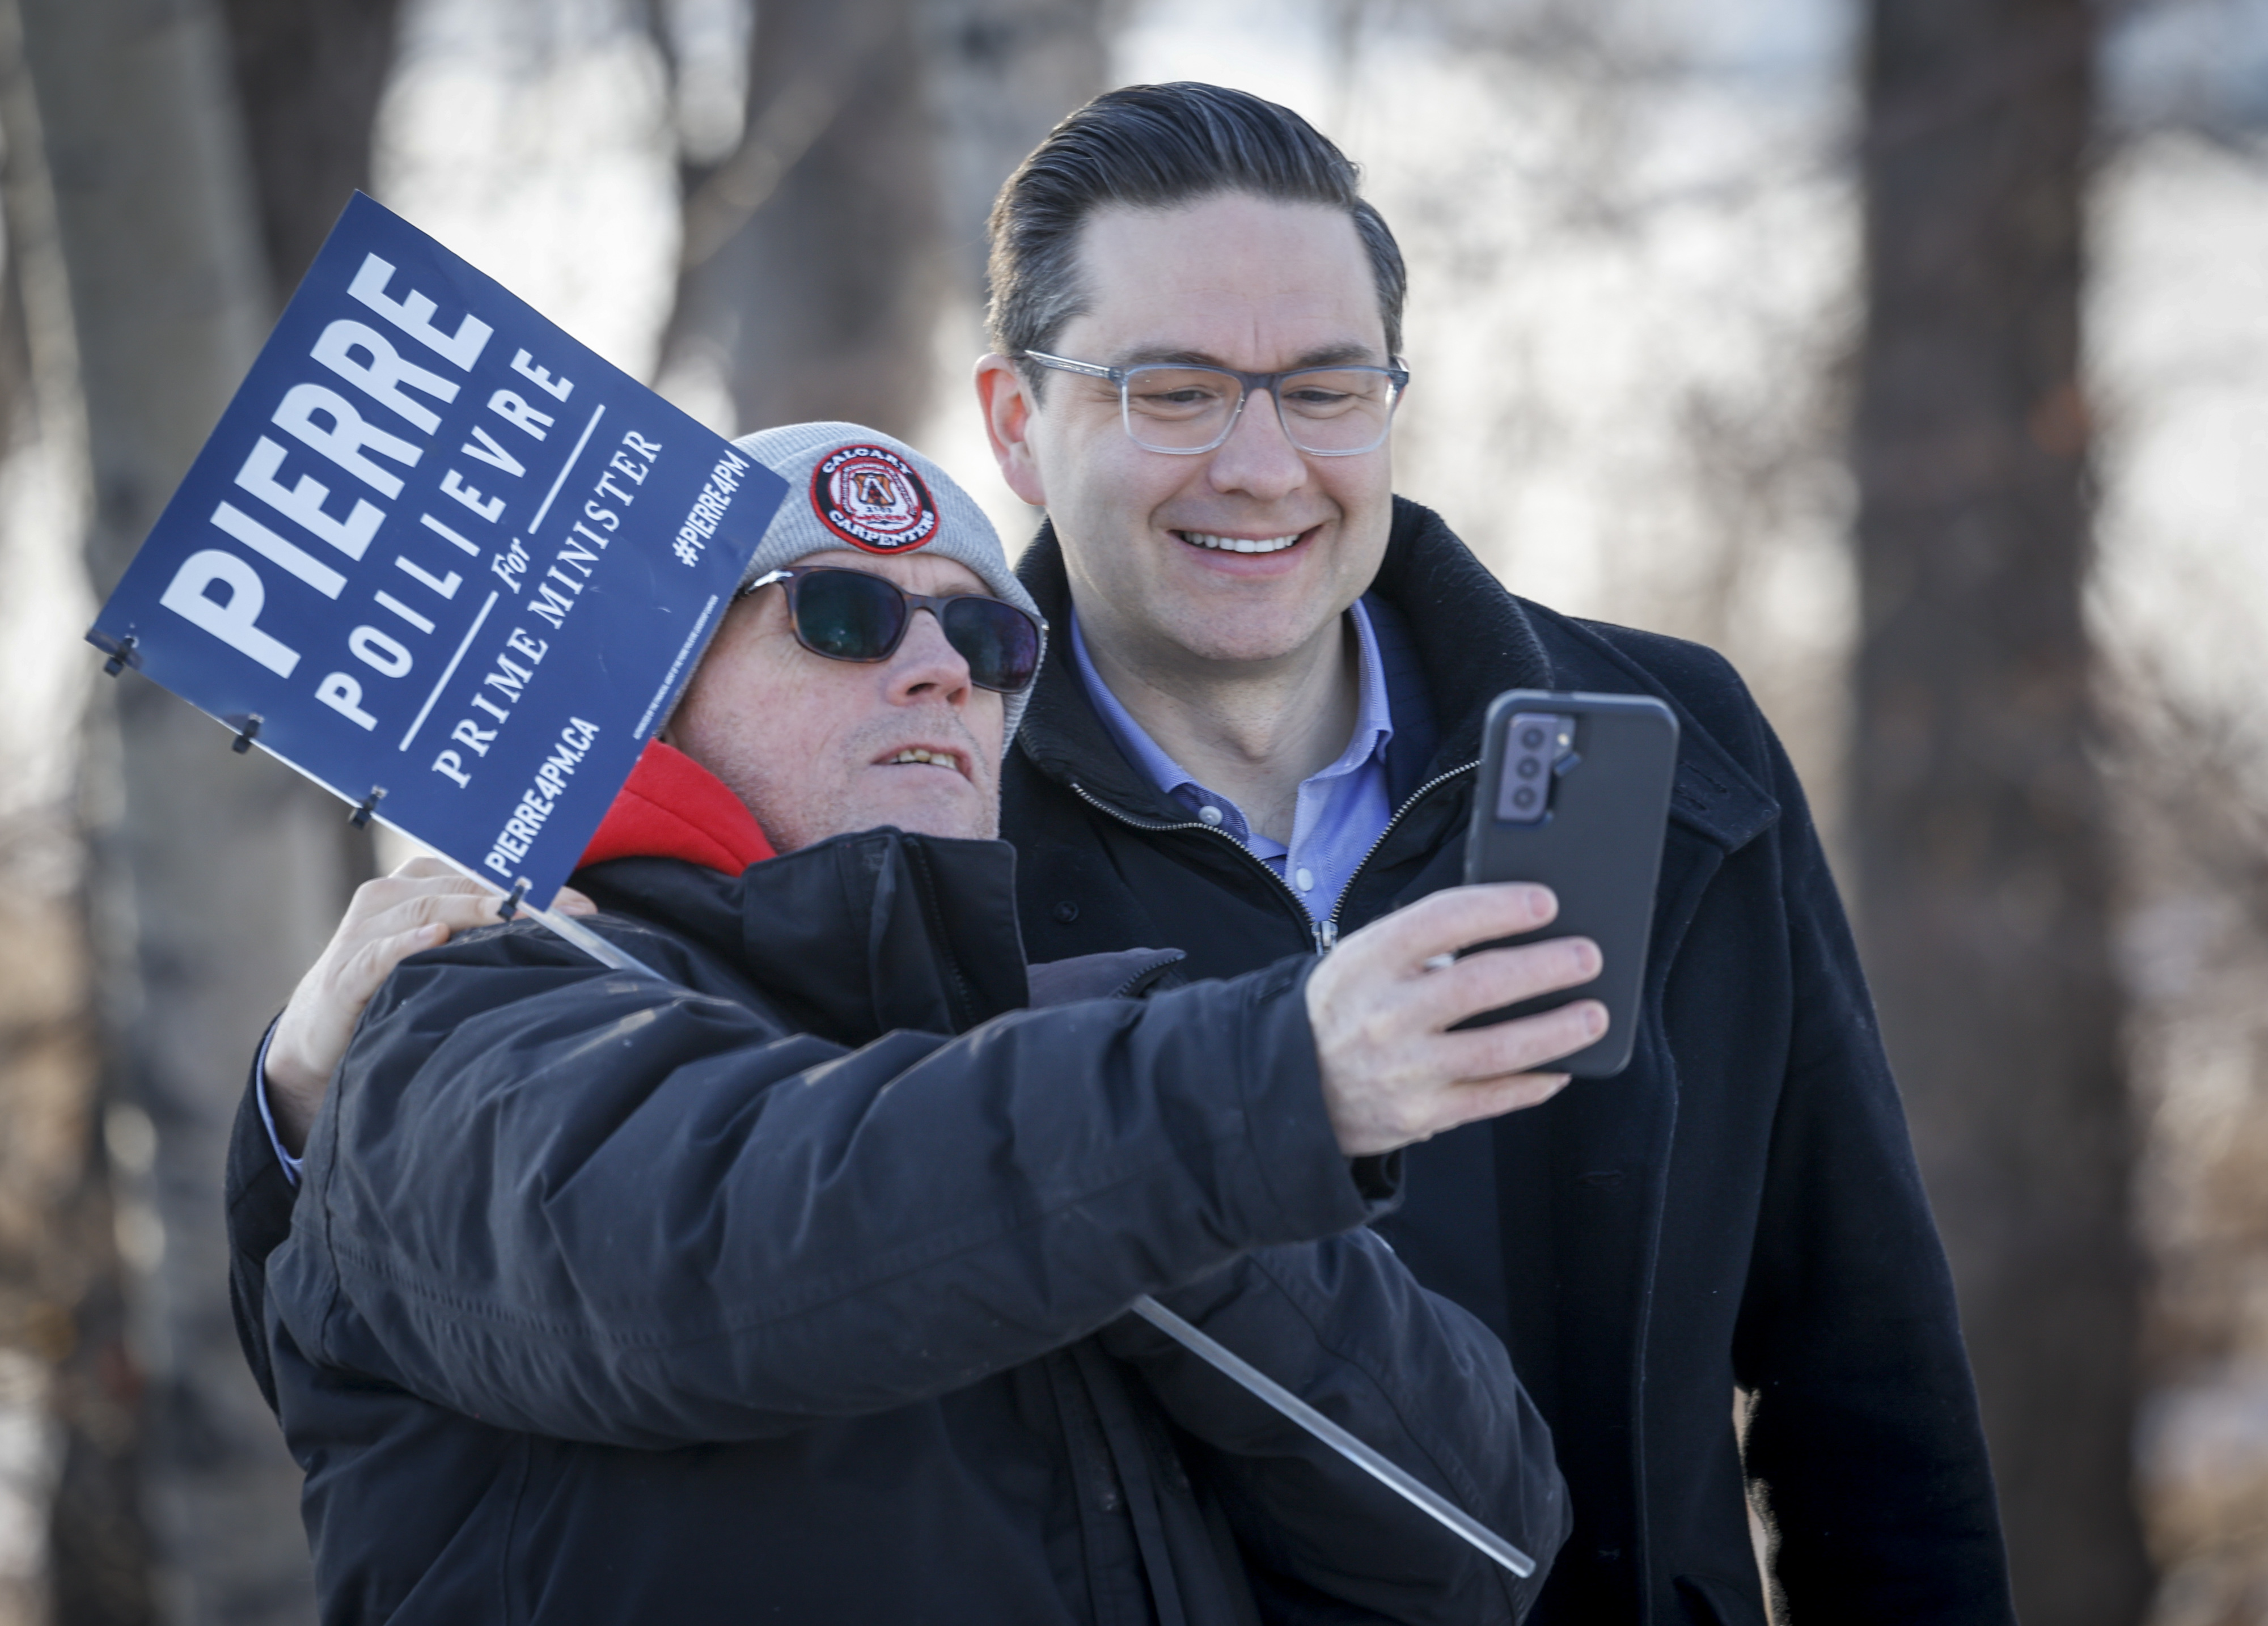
651;0;1102;439
16;0;358;1619
919;0;1107;289
1850;1;2151;1621
214;0;403;300
665;0;946;438
0;9;154;1621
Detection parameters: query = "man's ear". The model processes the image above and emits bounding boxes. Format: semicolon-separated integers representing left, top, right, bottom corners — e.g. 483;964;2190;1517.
974;354;1048;508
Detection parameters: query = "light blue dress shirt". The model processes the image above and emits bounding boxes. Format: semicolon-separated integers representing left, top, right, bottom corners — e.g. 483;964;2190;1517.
1068;601;1397;925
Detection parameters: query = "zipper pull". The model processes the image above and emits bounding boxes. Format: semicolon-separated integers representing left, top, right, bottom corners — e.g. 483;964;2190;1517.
1313;917;1338;954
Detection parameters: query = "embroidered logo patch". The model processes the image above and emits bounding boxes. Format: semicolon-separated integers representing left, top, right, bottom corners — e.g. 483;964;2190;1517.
811;444;939;553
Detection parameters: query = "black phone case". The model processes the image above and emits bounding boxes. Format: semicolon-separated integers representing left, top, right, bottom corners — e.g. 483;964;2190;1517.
1458;689;1678;1077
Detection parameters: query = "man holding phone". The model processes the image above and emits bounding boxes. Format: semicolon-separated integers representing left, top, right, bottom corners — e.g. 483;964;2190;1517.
257;83;2014;1623
974;84;2013;1624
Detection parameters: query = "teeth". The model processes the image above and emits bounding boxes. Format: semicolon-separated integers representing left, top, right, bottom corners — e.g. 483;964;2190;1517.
890;748;954;767
1180;531;1300;554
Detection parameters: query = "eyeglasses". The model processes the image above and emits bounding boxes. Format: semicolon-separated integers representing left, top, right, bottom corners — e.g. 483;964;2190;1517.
1019;350;1410;456
741;566;1046;694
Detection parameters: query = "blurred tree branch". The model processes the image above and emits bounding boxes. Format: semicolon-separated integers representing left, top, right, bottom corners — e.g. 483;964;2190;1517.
215;0;403;302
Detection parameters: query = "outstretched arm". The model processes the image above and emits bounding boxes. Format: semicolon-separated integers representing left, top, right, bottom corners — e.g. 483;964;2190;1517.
273;866;1602;1451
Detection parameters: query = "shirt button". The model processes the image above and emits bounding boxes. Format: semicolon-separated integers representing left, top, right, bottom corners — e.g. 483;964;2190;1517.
1295;867;1315;891
1198;805;1224;826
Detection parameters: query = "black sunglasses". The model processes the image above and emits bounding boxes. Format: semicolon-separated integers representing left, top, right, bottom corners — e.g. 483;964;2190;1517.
741;566;1046;694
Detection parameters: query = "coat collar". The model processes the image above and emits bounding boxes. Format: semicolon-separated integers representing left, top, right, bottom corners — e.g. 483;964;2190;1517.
1516;600;1781;854
576;824;1033;1044
1365;496;1555;774
1013;525;1195;827
573;741;1200;1041
1014;496;1778;856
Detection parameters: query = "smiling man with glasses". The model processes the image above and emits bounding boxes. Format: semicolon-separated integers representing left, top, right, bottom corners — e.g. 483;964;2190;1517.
968;83;2016;1626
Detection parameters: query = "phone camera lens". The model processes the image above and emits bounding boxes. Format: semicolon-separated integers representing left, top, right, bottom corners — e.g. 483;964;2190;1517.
1496;713;1564;825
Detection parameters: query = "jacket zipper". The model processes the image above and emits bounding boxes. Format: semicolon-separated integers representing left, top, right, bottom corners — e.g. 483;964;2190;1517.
1067;782;1331;952
1319;761;1479;949
1068;760;1479;955
900;837;983;1031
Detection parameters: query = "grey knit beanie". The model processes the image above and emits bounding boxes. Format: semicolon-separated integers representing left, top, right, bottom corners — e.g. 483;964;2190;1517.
728;422;1045;737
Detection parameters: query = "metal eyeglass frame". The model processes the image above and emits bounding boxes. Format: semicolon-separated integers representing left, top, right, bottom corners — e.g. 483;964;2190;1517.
1018;349;1411;457
741;565;1047;693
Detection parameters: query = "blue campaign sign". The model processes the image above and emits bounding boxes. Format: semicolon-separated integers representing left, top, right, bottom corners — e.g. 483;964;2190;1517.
88;193;785;907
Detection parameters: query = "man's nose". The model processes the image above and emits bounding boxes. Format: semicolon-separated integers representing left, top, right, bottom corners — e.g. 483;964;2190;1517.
1205;386;1308;499
887;607;972;702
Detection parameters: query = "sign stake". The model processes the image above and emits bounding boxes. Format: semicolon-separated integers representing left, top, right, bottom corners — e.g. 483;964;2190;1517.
1128;1293;1537;1577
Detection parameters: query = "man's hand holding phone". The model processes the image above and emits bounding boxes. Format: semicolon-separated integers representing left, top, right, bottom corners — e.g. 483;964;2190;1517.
1307;883;1605;1156
1458;691;1678;1077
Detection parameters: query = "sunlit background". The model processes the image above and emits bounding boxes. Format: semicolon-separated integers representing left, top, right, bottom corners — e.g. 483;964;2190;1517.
2;0;2267;1621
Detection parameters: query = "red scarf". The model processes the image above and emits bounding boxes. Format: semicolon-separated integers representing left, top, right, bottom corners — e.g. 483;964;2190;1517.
577;740;775;875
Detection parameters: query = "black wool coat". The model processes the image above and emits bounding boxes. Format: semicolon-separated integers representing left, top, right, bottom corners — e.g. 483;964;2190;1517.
234;828;1569;1624
1004;499;2017;1626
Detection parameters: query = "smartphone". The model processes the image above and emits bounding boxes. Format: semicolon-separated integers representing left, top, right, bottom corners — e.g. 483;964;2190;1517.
1457;689;1678;1077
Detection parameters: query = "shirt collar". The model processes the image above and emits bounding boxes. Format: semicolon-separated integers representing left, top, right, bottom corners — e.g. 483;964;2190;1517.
1067;599;1397;822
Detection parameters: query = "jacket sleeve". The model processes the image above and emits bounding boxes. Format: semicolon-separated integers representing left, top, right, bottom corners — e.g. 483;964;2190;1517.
268;922;1382;1449
225;1024;295;1416
1101;1231;1568;1625
1730;731;2017;1623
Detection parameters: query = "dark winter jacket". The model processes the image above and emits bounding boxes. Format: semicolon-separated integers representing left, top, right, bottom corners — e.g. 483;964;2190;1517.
1004;499;2017;1626
234;773;1569;1624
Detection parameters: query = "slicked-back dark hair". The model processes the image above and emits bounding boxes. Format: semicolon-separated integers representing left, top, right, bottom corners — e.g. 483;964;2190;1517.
985;82;1406;383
